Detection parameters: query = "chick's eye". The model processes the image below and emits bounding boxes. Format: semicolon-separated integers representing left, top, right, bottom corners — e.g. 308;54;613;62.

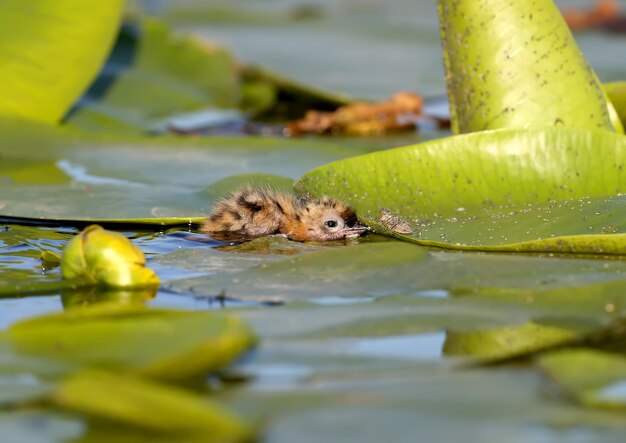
324;220;338;228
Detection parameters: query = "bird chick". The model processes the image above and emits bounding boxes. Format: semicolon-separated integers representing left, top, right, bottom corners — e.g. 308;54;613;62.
201;187;369;242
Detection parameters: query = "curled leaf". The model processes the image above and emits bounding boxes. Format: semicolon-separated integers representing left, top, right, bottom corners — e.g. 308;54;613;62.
438;0;613;133
0;0;124;123
61;225;159;288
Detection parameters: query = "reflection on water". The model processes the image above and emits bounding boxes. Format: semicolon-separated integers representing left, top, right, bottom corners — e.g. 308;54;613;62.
0;296;62;329
244;363;313;391
334;331;445;361
597;380;626;402
415;289;449;298
308;295;375;305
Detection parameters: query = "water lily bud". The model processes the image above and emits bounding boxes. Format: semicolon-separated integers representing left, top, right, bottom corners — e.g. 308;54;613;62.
62;225;160;288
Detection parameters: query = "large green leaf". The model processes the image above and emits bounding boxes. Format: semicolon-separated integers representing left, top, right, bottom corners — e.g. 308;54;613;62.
164;239;626;303
0;0;124;123
297;127;626;254
3;305;257;382
0;119;375;224
438;0;613;133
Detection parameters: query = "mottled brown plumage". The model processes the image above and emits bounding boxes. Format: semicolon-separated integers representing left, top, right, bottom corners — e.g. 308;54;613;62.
201;187;368;242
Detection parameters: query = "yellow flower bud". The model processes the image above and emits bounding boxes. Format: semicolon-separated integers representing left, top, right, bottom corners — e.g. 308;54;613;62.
62;225;160;288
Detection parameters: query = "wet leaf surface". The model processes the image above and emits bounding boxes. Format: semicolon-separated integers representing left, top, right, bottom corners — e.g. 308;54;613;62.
298;127;626;254
166;240;430;302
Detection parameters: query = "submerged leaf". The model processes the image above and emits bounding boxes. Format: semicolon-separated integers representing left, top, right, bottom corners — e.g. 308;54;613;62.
61;225;160;288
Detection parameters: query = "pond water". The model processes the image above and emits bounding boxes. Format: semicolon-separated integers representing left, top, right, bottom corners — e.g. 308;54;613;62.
3;219;626;441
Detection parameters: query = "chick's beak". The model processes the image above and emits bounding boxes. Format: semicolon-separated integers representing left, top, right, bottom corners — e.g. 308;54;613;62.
342;225;370;239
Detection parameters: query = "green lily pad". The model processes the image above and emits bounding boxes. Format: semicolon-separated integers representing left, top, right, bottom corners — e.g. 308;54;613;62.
53;370;253;441
538;349;626;409
154;235;327;276
0;119;373;225
4;305;257;382
167;241;429;302
297;127;626;254
443;322;579;360
0;1;124;123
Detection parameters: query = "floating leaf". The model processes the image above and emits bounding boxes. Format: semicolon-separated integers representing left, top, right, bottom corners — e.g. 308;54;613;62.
539;349;626;409
438;0;613;133
53;370;253;440
443;322;579;360
0;0;124;123
169;241;430;302
297;127;626;254
61;225;159;288
0;120;373;225
5;305;257;382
